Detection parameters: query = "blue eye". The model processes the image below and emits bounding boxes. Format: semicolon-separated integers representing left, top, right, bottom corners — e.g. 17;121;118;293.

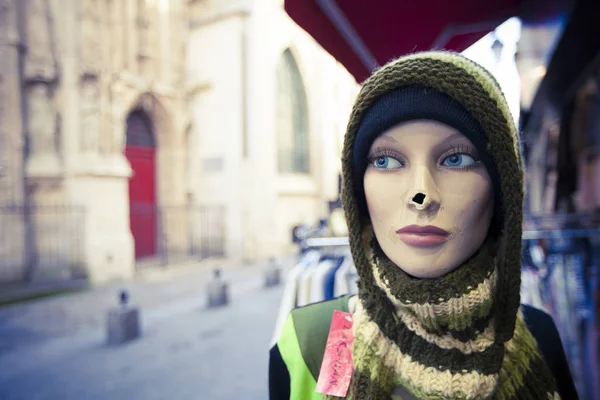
442;154;476;168
373;156;402;169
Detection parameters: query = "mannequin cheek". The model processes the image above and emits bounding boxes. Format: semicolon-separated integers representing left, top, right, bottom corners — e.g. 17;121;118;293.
473;189;494;220
365;175;409;219
388;224;401;244
458;193;494;236
365;178;410;246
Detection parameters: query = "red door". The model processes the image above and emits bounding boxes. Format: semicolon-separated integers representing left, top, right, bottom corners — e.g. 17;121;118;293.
125;111;157;259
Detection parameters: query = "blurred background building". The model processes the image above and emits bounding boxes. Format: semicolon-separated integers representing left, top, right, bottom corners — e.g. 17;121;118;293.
186;0;358;263
0;0;358;285
1;0;189;284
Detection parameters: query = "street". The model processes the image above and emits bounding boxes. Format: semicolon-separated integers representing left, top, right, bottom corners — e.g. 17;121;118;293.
0;261;288;400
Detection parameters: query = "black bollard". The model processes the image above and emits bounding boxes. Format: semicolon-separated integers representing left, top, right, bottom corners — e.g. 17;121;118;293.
107;289;141;346
264;258;281;288
207;269;229;308
120;290;128;306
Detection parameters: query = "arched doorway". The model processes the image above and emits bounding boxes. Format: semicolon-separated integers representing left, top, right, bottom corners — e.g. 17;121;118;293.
125;110;157;259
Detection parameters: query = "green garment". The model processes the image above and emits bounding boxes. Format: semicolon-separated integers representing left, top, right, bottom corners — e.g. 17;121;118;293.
276;295;352;400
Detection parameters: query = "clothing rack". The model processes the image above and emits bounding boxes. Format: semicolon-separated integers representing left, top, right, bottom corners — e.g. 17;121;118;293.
522;229;600;239
304;237;349;247
270;237;357;346
521;226;599;400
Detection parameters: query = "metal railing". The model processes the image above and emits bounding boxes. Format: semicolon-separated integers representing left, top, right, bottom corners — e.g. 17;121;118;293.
130;204;226;268
0;203;227;280
0;204;86;282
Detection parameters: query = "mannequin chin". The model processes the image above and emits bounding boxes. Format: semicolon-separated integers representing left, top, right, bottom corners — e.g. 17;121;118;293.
364;120;494;278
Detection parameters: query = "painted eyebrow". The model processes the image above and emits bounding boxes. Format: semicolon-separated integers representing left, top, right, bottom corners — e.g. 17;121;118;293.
371;129;477;157
439;131;464;144
373;131;465;146
372;134;399;145
433;131;479;156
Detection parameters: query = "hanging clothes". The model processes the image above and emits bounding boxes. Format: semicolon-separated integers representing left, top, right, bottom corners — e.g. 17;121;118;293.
333;257;354;298
323;256;346;300
297;257;322;306
270;250;321;346
310;259;337;303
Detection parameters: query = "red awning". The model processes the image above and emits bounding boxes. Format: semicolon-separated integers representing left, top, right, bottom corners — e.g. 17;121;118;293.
285;0;558;82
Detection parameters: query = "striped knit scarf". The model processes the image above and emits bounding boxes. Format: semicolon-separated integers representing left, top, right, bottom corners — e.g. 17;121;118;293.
327;51;560;399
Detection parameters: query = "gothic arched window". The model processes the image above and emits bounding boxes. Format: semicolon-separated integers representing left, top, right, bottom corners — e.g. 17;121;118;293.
276;49;309;174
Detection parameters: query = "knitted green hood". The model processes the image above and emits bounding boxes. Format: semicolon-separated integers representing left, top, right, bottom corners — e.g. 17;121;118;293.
334;52;558;399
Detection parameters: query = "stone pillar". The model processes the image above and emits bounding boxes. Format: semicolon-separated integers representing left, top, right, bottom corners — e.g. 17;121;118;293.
0;0;21;203
22;0;77;282
79;0;102;77
66;2;134;284
137;0;158;77
78;0;103;159
79;78;101;156
0;0;28;282
107;0;124;71
25;84;60;176
169;0;187;87
23;0;61;178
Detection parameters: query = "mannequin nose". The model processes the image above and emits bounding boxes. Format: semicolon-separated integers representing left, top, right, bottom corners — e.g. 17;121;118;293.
407;166;440;211
408;191;433;210
412;192;427;206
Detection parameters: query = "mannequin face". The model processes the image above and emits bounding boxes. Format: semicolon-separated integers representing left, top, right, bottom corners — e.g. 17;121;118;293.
363;120;494;278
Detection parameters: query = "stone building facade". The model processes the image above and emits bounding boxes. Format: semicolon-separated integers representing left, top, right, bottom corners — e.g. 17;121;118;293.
0;0;359;284
186;0;358;261
0;0;190;284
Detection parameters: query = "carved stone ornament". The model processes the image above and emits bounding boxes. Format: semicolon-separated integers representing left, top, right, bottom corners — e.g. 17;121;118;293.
24;0;57;82
0;77;6;179
111;107;126;155
137;0;158;57
0;0;19;43
107;0;123;69
80;79;101;153
26;83;61;176
28;84;57;156
102;82;125;155
80;0;103;76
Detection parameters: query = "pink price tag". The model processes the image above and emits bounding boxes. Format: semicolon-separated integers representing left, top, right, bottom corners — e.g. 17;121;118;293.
315;310;354;397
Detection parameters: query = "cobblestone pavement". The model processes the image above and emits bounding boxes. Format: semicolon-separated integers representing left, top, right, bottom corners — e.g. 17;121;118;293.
0;259;293;400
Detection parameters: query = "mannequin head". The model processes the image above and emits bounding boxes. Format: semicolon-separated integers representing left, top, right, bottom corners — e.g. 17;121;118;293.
343;51;525;346
364;120;494;278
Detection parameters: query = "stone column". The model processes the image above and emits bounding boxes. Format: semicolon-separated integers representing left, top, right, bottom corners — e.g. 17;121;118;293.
110;83;128;156
79;79;101;156
79;0;102;77
78;0;103;159
23;0;61;178
22;0;78;282
105;81;130;169
26;84;60;174
174;1;188;87
0;0;29;282
137;0;158;77
107;0;125;73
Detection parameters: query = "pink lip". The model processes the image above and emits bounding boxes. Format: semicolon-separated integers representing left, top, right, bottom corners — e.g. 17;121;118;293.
396;225;450;247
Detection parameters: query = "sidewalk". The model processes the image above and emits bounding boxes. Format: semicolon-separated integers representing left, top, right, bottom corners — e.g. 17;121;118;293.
0;279;90;307
0;256;295;400
0;256;290;305
0;256;296;351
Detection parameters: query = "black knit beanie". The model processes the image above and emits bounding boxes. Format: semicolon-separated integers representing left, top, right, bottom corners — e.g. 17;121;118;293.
351;86;503;231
